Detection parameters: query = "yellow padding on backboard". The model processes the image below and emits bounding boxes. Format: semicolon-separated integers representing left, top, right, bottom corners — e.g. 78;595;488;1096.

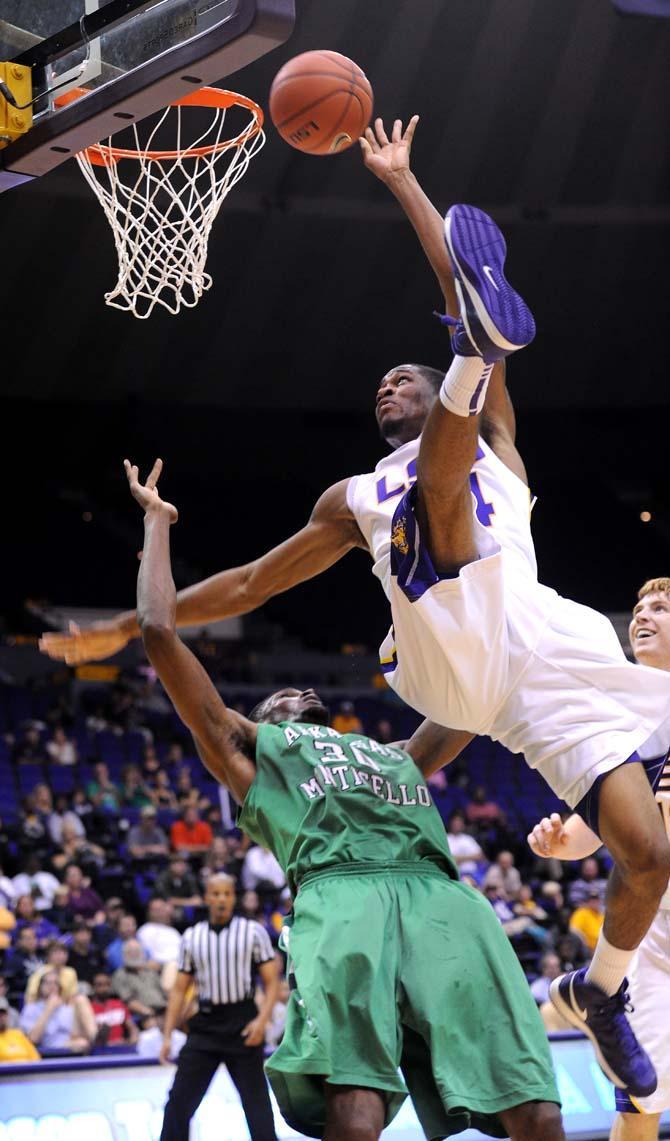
0;62;32;148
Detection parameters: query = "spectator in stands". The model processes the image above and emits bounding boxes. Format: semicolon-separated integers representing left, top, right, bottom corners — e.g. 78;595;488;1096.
44;885;72;932
555;930;590;973
51;820;105;876
241;845;287;901
566;856;607;908
19;969;97;1055
0;864;15;910
170;806;213;856
12;854;60;912
265;976;291;1049
465;785;507;830
513;884;549;927
4;927;43;1000
154;855;202;925
70;786;95;831
106;914;146;973
11;726;47;765
331;700;363;735
166;742;185;767
46;726;78;766
67;921;104;987
0;997;40;1063
240;890;263;922
445;811;485;878
90;972;138;1047
0;904;15;951
32;783;53;817
483;851;522;900
12;895;59;949
484;884;549;949
26;939;78;1002
530;952;562;1006
17;795;49;856
141;744;162;783
200;837;242;889
568;887;604;954
94;897;125;954
175;767;198;808
63;865;104;924
119;764;153;809
137;899;181;990
48;793;86;846
0;978;19;1029
86;761;120;810
112;939;167;1018
373;719;394;745
152;769;177;809
127;805;169;863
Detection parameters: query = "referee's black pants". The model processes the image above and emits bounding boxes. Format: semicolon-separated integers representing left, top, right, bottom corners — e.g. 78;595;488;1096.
160;1001;277;1141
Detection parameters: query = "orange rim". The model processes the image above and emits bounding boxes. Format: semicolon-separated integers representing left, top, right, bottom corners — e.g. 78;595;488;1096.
55;85;264;165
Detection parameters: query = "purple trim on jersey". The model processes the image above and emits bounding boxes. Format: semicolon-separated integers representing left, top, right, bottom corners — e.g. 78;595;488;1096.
574;752;665;837
390;486;459;604
380;647;398;675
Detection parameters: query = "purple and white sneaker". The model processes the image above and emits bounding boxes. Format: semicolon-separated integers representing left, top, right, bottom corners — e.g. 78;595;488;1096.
443;204;536;363
550;968;657;1098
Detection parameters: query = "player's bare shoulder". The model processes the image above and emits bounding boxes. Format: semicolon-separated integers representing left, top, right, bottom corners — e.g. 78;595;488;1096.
311;476;368;551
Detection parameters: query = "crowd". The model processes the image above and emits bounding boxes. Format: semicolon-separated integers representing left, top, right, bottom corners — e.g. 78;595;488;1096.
0;678;608;1064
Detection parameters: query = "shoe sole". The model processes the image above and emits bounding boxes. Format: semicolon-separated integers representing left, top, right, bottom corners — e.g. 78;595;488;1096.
549;976;656;1097
444;204;536;354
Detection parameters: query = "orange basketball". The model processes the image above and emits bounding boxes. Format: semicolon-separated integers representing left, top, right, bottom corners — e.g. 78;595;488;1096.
269;50;373;156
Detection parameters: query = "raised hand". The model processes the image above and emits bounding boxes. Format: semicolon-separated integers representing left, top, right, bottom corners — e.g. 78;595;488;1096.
527;813;570;859
124;458;178;523
359;115;419;184
40;617;131;665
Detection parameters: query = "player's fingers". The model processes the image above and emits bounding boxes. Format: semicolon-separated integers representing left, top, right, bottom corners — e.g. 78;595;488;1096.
550;813;563;834
374;116;390;146
364;126;380;154
146;457;163;491
404;114;419;143
391;118;403;143
68;621;81;636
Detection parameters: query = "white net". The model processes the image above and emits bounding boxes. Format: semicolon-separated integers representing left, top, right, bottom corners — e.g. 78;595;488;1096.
75;90;265;319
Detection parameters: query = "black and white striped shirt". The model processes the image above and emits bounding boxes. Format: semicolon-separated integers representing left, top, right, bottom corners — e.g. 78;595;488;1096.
178;918;274;1004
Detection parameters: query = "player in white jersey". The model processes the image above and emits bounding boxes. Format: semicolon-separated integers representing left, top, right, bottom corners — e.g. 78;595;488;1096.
40;116;670;1097
530;577;670;1140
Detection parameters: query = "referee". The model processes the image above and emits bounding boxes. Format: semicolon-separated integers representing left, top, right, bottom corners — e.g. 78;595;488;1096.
159;873;279;1140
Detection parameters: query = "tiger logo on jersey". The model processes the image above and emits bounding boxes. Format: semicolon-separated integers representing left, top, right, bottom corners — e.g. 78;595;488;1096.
391;515;409;556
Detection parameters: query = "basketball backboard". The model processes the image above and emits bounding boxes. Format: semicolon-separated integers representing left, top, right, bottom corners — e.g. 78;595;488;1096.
0;0;294;191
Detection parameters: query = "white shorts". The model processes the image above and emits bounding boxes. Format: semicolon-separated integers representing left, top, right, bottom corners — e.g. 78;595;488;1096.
380;503;670;808
616;910;670;1116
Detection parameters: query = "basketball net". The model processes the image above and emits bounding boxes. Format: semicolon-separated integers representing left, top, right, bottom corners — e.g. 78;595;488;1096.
60;87;265;318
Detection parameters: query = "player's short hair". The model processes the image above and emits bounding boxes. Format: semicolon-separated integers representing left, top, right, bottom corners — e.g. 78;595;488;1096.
638;577;670;600
411;364;444;393
248;696;273;723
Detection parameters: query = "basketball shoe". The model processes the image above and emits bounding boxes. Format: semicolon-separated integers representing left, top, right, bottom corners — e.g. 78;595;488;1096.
440;203;536;363
550;968;657;1098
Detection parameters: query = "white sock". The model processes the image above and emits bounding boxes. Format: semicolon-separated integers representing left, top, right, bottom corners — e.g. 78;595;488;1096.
585;933;636;997
439;355;494;418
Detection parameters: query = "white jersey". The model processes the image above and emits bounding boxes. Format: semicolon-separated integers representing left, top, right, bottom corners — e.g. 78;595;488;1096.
347;435;537;598
345;433;670;809
640;711;670;911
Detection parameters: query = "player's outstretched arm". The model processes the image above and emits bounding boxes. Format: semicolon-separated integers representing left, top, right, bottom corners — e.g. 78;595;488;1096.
404;720;474;778
527;812;601;861
126;458;258;804
40;477;364;665
360;116;457;315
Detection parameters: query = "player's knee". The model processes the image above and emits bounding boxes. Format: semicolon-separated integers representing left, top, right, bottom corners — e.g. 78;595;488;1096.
504;1100;565;1141
623;834;670;894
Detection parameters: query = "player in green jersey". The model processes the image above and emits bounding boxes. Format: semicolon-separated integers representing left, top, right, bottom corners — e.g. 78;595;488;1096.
124;456;563;1141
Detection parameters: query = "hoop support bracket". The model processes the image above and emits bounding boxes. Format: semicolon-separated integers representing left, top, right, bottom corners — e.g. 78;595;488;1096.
0;64;32;148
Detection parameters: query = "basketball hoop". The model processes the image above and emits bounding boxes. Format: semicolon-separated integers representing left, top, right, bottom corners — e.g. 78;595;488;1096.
57;87;265;318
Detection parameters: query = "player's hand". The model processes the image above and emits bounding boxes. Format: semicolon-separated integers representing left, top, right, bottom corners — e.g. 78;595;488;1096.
241;1016;265;1047
527;813;570;859
359;115;419;184
159;1037;172;1065
39;618;131;665
124;458;178;523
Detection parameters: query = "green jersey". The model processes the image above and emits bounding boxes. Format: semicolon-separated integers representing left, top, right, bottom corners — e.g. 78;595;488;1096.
238;722;458;893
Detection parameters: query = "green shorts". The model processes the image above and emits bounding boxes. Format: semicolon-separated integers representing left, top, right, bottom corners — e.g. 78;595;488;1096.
265;862;559;1139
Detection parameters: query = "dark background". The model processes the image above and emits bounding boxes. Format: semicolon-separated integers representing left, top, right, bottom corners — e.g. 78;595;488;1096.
2;0;670;649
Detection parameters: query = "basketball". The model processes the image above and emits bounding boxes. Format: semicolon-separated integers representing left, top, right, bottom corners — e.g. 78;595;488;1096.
269;50;373;155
